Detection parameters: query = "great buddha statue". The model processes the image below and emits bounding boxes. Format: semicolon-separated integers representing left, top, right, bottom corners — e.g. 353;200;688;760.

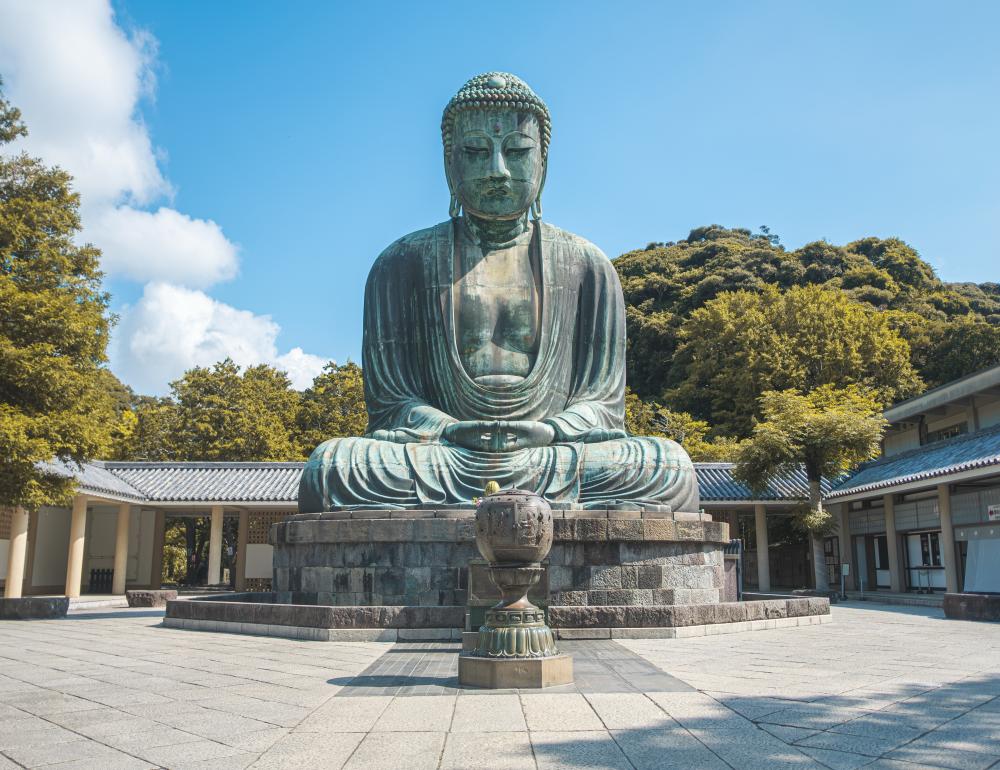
299;72;699;512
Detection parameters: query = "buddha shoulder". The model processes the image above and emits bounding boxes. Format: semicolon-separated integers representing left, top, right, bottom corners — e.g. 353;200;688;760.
540;222;618;277
367;221;452;282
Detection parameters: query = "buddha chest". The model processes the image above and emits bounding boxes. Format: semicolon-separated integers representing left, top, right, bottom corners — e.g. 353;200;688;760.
454;239;541;385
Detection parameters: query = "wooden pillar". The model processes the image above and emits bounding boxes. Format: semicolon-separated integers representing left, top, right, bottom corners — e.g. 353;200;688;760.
882;494;903;593
112;503;131;595
4;507;30;599
753;503;770;592
937;484;959;593
838;504;855;590
207;505;224;585
150;510;165;589
235;509;249;591
64;495;88;598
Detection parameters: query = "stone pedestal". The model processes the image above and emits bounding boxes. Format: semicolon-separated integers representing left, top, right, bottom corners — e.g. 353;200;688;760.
271;509;728;609
458;652;573;689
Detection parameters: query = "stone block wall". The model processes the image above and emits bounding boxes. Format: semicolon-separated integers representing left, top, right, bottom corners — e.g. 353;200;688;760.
271;510;729;608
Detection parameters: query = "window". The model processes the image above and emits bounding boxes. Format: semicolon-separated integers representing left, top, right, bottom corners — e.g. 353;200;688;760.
874;535;890;570
918;532;941;566
925;422;968;445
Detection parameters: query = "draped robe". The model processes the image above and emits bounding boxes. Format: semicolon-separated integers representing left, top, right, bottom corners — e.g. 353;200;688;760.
298;219;699;511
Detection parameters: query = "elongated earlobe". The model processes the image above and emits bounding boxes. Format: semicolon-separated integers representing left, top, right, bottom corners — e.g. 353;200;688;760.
531;195;542;221
449;193;461;219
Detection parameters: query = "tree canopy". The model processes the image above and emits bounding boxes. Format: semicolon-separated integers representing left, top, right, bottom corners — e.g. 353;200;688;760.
110;360;367;462
668;284;920;436
0;82;123;507
733;384;887;589
616;226;1000;436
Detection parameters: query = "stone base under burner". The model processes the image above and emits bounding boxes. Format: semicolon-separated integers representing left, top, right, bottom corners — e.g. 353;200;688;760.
458;652;574;689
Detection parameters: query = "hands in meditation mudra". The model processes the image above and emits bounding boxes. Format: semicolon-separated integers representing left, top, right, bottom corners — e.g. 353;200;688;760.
298;73;699;512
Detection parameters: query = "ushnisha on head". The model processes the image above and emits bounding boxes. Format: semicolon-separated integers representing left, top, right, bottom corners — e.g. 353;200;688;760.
442;72;550;221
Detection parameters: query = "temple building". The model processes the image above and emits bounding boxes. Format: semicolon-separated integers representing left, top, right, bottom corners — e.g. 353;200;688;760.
3;365;999;600
826;364;1000;595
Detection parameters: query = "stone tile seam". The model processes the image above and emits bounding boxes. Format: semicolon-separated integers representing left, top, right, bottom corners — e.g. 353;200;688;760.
0;676;203;769
779;688;1000;764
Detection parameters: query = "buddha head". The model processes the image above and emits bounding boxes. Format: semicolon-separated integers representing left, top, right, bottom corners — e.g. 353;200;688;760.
442;72;550;221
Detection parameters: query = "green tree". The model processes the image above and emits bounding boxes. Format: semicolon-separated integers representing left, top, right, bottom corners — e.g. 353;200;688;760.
0;82;118;508
668;285;921;436
615;226;999;408
295;361;366;457
170;359;300;461
110;394;178;461
921;316;1000;387
624;389;741;462
734;385;887;591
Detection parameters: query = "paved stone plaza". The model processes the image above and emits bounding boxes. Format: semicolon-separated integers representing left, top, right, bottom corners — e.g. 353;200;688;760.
0;603;998;769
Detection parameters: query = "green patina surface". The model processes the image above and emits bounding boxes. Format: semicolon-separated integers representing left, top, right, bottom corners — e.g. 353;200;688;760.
299;73;699;512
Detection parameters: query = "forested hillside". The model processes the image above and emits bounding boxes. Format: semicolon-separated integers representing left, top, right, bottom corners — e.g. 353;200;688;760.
616;225;1000;439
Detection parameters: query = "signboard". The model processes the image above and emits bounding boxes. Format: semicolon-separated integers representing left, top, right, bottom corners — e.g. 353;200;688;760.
841;563;850;576
989;505;1000;522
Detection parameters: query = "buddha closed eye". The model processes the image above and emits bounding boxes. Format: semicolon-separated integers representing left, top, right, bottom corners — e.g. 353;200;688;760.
449;110;543;219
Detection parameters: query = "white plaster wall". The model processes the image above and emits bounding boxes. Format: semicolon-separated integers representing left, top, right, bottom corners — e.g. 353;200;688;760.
32;506;69;588
133;509;155;585
246;544;273;579
82;506;156;587
85;506;118;579
979;400;1000;430
926;413;968;433
884;428;920;456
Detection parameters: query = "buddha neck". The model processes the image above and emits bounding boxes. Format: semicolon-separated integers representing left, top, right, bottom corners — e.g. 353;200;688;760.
462;213;530;250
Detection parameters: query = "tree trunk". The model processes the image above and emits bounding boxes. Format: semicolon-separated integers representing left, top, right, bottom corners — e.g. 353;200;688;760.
809;479;829;592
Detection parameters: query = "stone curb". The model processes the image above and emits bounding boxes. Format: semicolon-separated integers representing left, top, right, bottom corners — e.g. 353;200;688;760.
547;597;830;628
554;614;833;639
162;616;462;642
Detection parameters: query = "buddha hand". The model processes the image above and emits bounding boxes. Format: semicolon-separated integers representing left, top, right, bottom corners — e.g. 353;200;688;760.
442;420;556;452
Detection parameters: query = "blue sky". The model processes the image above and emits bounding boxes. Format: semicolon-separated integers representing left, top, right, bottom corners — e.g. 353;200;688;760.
2;1;998;394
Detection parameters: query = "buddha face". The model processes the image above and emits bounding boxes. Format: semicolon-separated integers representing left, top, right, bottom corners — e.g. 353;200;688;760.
448;109;544;220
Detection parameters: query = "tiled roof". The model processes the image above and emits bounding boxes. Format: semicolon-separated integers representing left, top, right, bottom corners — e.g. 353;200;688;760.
104;462;303;503
39;459;146;502
827;423;1000;499
60;460;815;505
695;463;828;502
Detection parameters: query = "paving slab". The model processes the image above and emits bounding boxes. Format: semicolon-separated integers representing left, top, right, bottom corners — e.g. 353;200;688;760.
440;732;536;770
1;604;999;768
521;693;604;731
531;730;633;770
450;692;526;732
343;731;445;770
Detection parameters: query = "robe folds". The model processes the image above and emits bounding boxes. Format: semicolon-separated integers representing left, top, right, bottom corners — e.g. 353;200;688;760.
298;219;700;512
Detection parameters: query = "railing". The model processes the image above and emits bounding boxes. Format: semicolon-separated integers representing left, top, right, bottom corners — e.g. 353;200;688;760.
89;568;113;593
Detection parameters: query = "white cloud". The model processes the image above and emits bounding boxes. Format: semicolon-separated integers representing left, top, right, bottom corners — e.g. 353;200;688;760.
0;0;167;207
113;283;329;394
275;348;330;390
0;0;329;392
88;206;239;288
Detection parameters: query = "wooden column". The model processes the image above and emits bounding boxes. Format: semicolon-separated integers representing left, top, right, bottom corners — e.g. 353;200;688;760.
150;510;165;589
207;505;224;585
235;509;249;591
64;495;88;598
937;484;959;593
112;503;131;595
753;503;771;592
4;507;30;599
882;494;903;593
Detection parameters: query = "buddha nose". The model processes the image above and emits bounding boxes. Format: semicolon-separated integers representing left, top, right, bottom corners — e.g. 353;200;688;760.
489;148;510;181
